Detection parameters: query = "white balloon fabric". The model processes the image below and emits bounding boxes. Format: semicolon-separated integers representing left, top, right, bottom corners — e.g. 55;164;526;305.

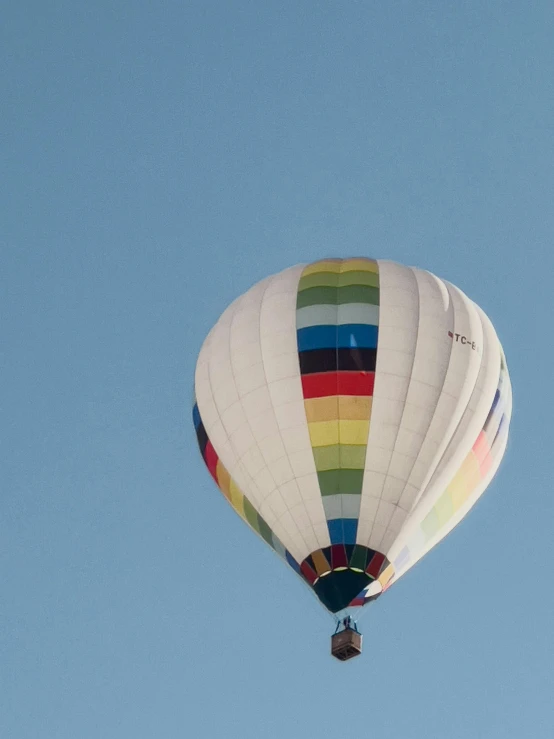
193;258;512;615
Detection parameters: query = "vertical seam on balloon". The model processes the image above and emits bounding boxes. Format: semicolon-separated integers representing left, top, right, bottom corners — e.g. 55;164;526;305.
418;307;502;509
394;352;510;579
296;260;329;542
197;316;260;524
296;258;341;549
348;259;380;550
255;272;315;559
405;284;487;517
337;260;344;546
205;298;262;510
380;270;456;546
196;292;309;571
366;264;421;551
360;261;380;546
227;280;280;506
259;270;318;559
388;284;494;573
228;293;275;506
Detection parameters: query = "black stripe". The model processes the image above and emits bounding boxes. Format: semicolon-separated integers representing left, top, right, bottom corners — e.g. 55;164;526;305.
344;544;355;564
338;347;376;372
299;347;377;374
299;348;337;374
195;423;209;457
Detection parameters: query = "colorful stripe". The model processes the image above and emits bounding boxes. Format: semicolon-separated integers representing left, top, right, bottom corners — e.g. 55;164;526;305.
192;401;301;575
299;545;393;612
392;352;511;575
296;257;380;548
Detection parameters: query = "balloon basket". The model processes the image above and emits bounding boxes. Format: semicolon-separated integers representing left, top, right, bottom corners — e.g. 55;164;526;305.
331;627;363;661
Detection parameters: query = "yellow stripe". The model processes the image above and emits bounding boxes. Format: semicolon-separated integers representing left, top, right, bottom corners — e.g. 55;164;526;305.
308;420;339;447
338;419;369;446
448;476;470;511
338;270;379;288
301;260;342;277
309;420;368;446
304;396;372;422
216;461;231;500
341;258;379;273
311;549;332;576
378;563;395;587
301;258;379;278
338;395;372;421
304;397;339;423
463;453;481;488
449;454;480;510
435;492;454;526
229;480;245;517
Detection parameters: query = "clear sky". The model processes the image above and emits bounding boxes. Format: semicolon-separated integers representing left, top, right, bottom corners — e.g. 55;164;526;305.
2;2;554;738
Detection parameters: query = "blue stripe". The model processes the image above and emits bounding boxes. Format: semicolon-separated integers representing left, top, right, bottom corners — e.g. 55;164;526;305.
192;403;201;430
328;518;358;545
297;323;379;352
492;414;507;446
286;551;301;573
483;390;501;434
297;325;336;352
394;546;411;570
337;324;378;349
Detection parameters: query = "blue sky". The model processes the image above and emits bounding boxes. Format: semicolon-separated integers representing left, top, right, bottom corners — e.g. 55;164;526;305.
2;2;554;737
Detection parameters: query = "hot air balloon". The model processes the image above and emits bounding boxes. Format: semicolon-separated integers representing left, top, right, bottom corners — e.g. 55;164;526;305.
192;258;512;660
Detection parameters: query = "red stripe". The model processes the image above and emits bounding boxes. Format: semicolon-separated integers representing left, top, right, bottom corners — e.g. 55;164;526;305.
300;561;318;584
301;371;375;399
472;431;490;465
301;372;337;398
204;441;219;482
349;597;365;607
339;371;375;396
331;544;348;570
366;551;386;578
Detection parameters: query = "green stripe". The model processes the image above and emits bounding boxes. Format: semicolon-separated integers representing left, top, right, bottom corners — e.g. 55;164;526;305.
257;516;275;546
338;285;379;305
244;499;276;546
318;469;364;496
349;544;369;571
243;498;260;531
339;445;367;468
338;270;380;288
313;445;366;471
298;271;340;291
313;445;340;471
297;284;379;308
435;494;454;527
421;508;440;540
296;285;338;308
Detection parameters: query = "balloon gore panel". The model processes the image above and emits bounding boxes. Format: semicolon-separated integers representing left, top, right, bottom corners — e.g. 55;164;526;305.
296;259;381;565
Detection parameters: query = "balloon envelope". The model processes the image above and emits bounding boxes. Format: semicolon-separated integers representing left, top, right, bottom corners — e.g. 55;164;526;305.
193;258;512;617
